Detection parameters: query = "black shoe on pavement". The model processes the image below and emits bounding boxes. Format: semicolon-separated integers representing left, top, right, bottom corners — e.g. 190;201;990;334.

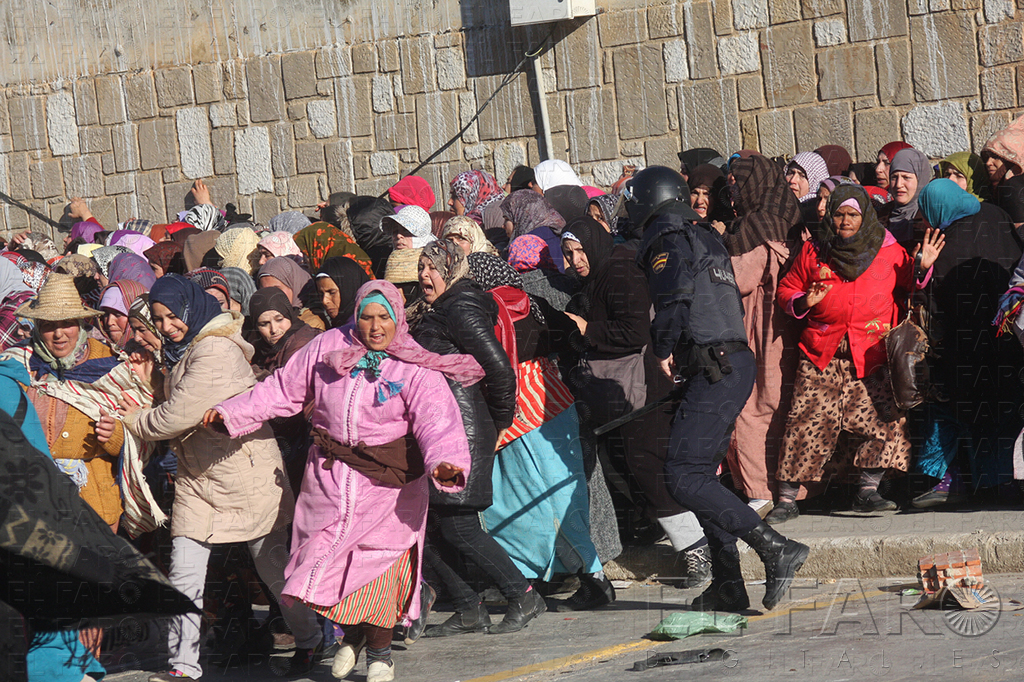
403;582;436;644
422;602;491;638
488;588;547;634
765;500;799;525
287;638;326;676
852;490;898;512
742;522;809;611
690;579;750;612
555;573;616;612
688;544;749;612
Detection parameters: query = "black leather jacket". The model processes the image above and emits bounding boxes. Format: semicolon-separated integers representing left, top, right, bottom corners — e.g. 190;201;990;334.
411;279;517;509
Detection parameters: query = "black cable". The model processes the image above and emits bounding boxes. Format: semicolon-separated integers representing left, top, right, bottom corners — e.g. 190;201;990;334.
0;190;63;230
379;26;558;198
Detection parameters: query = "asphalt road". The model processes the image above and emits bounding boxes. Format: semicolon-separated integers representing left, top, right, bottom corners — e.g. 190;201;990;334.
105;574;1024;682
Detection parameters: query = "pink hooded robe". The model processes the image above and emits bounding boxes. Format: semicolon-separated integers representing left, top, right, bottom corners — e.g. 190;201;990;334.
216;282;474;622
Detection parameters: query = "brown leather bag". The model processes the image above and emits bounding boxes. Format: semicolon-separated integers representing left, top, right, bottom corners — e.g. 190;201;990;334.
885;302;931;411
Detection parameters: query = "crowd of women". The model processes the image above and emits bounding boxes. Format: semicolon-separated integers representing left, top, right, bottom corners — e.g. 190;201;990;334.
5;111;1024;682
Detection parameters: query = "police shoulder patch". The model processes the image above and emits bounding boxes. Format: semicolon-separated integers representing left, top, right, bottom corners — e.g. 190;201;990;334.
651;252;669;273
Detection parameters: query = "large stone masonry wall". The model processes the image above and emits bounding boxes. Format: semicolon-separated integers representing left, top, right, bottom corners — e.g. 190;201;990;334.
1;0;1024;238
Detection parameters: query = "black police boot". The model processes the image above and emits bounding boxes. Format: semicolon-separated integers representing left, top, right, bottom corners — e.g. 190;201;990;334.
689;544;749;613
741;522;809;611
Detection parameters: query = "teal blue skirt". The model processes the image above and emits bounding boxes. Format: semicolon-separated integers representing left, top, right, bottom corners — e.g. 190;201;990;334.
482;405;602;580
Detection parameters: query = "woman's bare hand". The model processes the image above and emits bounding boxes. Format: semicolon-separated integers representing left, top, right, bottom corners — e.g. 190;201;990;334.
115;390;141;419
190;179;212;206
95;408;116;443
565;312;588;336
202;409;224;428
912;227;946;272
68;197;94;222
432;462;464;488
804;281;832;308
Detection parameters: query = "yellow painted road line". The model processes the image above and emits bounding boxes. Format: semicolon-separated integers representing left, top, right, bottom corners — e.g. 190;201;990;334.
463;587;888;682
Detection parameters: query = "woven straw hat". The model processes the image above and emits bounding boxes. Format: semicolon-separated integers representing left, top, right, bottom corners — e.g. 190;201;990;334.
16;273;101;321
384;247;423;284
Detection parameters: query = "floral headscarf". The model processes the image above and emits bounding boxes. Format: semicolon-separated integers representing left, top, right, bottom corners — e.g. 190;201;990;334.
292;222;374;276
405;238;470;325
93;246;132;278
450;170;506;225
508;234;558;273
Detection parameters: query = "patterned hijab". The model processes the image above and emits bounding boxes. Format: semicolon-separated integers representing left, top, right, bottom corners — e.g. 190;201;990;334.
450;170;506;225
815;184;886;282
467;252;544;324
500;189;566;239
405;238;470;325
441;216;500;256
588;194;624;234
292;221;374;275
727;155;803;257
93;245;132;278
144;241;186;275
787;152;830;203
508;234;558;272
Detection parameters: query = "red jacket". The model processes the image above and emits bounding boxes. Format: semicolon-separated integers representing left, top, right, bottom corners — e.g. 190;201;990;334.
777;231;928;378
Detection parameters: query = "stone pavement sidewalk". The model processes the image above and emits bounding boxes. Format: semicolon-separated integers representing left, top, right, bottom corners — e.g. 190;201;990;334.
606;507;1024;582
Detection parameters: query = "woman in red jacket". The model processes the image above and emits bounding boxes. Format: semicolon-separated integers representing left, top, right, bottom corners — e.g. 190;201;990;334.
771;185;944;520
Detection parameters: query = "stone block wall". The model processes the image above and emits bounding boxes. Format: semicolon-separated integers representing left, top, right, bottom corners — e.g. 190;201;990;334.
1;0;1024;238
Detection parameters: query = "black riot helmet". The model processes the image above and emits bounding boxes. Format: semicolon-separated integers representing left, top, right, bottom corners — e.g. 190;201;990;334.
621;166;693;231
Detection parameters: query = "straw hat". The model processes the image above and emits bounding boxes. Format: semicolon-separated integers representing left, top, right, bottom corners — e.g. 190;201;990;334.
384;247;423;284
16;273;101;321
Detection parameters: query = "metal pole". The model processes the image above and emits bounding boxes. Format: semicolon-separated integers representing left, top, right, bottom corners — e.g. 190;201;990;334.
532;53;554;161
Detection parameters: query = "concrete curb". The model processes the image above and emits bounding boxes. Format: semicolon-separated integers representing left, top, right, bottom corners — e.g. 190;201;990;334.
604;531;1024;582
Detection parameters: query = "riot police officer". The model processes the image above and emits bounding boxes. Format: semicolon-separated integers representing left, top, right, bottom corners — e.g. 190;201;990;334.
625;165;809;612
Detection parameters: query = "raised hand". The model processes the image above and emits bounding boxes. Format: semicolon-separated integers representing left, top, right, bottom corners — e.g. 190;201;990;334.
804;281;832;308
911;227;946;271
190;178;212;206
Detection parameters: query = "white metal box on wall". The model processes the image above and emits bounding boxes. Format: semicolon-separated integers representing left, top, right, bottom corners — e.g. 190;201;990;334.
509;0;597;26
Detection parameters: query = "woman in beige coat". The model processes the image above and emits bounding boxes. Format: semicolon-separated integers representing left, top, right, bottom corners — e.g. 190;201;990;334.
118;275;322;682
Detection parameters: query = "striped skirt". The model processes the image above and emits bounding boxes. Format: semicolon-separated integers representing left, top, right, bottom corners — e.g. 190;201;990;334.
303;548;415;628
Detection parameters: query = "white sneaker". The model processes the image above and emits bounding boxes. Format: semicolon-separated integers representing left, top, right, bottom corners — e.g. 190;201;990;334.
748;499;774;519
331;639;364;679
367;659;395;682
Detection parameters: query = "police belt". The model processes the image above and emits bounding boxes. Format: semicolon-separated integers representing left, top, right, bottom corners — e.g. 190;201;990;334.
674;340;750;384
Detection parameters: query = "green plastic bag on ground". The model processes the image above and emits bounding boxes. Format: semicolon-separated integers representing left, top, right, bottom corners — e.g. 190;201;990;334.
646;612;748;640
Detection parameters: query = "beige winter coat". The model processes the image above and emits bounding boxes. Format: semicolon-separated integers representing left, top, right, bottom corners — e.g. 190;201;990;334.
124;311;293;543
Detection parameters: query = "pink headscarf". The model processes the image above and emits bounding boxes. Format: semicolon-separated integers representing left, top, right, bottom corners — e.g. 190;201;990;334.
259;231;302;258
322;280;485;386
389;175;437;211
112;231;157;258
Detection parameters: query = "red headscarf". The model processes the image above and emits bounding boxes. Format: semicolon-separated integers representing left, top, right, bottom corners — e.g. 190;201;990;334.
879;141;912;162
389;176;436;212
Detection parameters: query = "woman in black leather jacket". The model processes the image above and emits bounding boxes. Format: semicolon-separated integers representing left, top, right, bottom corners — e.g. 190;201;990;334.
407;238;546;637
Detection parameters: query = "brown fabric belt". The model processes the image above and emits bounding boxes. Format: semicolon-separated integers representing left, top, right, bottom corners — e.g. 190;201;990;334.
312;427;424;488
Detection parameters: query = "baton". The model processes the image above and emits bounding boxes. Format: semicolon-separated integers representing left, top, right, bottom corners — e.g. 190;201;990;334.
592;376;690;436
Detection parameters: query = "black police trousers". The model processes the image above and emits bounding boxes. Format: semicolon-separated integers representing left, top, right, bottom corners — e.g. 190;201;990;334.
664;348;762;559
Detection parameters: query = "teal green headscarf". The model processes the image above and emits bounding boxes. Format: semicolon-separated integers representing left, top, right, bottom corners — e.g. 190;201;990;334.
351;290;403;402
918;178;982;231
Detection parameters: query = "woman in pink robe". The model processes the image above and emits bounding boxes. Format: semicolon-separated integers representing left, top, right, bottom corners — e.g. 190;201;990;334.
209;280;480;682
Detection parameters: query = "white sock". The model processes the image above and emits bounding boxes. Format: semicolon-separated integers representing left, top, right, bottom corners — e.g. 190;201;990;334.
657;512;705;552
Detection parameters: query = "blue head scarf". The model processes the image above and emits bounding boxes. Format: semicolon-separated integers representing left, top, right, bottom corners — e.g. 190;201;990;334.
918;178;982;231
149;274;225;367
351;290;403;403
